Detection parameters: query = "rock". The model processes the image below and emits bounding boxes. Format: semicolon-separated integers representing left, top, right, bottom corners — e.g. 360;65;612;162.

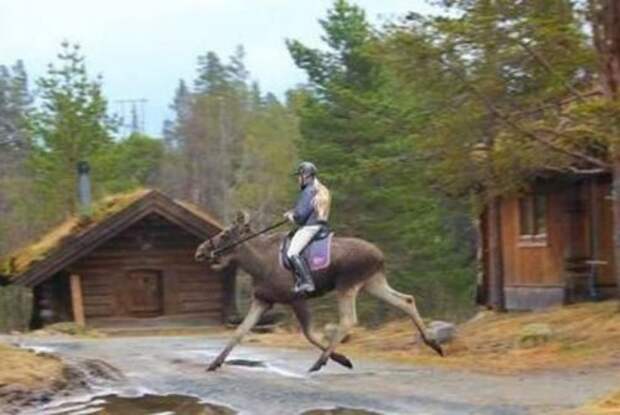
427;320;456;344
519;323;553;347
80;359;125;382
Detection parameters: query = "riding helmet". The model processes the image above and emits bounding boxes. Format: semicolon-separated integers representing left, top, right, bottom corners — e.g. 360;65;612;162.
294;161;318;177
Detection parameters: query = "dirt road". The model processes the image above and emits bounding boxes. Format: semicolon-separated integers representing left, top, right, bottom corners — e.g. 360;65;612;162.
7;335;620;415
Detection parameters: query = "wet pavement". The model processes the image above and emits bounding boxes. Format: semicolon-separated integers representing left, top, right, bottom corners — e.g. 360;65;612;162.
6;335;620;415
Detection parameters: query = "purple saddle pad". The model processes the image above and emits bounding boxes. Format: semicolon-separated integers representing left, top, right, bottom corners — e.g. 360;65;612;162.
280;233;333;272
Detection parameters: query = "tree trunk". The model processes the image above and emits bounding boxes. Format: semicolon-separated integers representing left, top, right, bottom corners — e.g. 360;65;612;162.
591;0;620;100
613;162;620;302
487;197;505;311
591;0;620;303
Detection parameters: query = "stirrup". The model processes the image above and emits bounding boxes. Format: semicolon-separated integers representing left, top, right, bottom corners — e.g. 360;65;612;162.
290;254;315;293
294;279;315;294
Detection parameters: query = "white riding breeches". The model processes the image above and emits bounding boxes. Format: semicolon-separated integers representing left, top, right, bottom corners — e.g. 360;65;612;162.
287;225;322;258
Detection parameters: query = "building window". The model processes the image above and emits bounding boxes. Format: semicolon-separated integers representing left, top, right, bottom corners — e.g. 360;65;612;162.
519;193;547;244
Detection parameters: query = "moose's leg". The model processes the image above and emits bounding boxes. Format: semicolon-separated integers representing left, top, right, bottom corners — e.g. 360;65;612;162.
308;286;360;372
207;298;271;371
364;273;444;357
290;300;353;369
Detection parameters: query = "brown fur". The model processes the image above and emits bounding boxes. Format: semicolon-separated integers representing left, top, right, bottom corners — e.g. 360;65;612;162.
195;213;443;372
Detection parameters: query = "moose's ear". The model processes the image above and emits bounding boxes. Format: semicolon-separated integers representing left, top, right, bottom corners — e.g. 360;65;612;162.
234;210;250;225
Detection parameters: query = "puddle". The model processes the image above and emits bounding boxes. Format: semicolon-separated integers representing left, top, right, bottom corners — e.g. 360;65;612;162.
44;393;236;415
224;359;266;368
302;408;383;415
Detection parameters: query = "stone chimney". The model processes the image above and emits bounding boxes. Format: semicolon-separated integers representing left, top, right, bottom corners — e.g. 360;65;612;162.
77;161;92;216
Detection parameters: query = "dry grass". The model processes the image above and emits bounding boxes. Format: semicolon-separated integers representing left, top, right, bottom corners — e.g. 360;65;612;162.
0;343;64;389
0;188;150;277
571;390;620;414
248;300;620;374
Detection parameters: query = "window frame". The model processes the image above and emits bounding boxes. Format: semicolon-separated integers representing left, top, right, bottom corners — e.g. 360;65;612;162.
518;192;548;247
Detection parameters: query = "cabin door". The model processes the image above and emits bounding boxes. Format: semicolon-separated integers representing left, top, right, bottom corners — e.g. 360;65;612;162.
127;270;163;316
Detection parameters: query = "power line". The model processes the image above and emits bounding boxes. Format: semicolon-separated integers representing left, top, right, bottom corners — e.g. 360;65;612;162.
114;98;148;135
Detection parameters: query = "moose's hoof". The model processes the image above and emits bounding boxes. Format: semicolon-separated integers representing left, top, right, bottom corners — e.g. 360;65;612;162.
331;352;353;369
426;339;445;357
207;360;223;372
308;358;328;373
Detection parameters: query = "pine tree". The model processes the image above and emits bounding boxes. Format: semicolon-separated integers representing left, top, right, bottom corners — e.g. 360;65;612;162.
29;42;116;219
0;60;33;255
0;60;31;161
287;0;476;318
161;47;298;224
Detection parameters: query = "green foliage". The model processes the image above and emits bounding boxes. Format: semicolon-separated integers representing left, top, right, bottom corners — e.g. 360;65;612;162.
288;0;476;319
0;60;33;256
0;285;33;332
0;44;163;260
11;43;163;241
234;93;300;226
380;0;596;201
161;46;298;225
28;42;116;221
94;133;164;193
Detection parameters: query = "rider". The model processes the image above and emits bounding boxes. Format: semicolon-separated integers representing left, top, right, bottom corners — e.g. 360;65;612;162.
284;161;331;294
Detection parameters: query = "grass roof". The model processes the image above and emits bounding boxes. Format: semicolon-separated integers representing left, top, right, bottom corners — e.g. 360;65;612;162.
0;189;152;279
176;199;223;229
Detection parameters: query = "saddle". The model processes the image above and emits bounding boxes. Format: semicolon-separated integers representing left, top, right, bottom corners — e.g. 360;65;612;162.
279;227;333;272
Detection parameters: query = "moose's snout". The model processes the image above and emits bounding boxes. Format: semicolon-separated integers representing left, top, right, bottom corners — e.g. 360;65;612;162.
195;243;208;262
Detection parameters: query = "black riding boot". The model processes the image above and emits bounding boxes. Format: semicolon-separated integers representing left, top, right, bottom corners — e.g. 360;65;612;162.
290;255;315;294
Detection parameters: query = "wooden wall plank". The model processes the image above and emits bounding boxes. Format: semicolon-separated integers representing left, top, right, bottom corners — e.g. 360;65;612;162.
502;189;566;286
70;213;225;321
70;274;86;327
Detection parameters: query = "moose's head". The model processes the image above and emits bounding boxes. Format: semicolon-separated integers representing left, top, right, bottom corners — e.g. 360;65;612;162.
194;211;252;270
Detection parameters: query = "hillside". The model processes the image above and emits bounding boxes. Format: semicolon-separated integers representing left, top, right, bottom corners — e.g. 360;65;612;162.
250;300;620;374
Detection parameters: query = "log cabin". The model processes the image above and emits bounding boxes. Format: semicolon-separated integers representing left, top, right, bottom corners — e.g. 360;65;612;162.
0;189;237;329
479;172;618;310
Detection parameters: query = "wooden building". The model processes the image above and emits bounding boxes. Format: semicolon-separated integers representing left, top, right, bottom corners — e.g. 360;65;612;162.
479;173;618;310
0;189;236;328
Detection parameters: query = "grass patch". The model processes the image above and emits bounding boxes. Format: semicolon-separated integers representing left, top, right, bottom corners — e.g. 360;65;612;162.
0;342;64;389
572;390;620;414
36;322;105;338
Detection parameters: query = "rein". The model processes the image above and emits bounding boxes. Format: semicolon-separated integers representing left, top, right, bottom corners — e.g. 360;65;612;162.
211;219;289;257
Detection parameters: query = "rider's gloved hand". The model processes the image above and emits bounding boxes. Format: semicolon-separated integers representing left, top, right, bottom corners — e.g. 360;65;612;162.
283;210;295;223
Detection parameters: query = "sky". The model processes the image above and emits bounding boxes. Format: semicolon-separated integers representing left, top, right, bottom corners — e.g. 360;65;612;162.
0;0;438;136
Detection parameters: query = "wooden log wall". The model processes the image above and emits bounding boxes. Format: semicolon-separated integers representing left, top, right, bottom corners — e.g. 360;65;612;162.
591;179;617;286
500;178;617;288
67;213;225;322
500;190;565;287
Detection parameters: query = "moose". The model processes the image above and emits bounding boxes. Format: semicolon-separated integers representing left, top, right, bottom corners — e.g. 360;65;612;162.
194;211;444;372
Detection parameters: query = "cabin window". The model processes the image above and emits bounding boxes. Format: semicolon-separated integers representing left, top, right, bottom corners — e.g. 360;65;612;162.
518;193;548;244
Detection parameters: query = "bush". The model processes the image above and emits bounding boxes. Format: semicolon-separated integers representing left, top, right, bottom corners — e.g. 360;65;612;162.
0;285;33;332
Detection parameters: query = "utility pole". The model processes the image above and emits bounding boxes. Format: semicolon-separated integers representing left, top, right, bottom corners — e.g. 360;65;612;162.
114;98;148;135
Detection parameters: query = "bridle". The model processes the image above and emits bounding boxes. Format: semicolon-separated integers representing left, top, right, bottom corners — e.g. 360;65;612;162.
208;219;289;259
